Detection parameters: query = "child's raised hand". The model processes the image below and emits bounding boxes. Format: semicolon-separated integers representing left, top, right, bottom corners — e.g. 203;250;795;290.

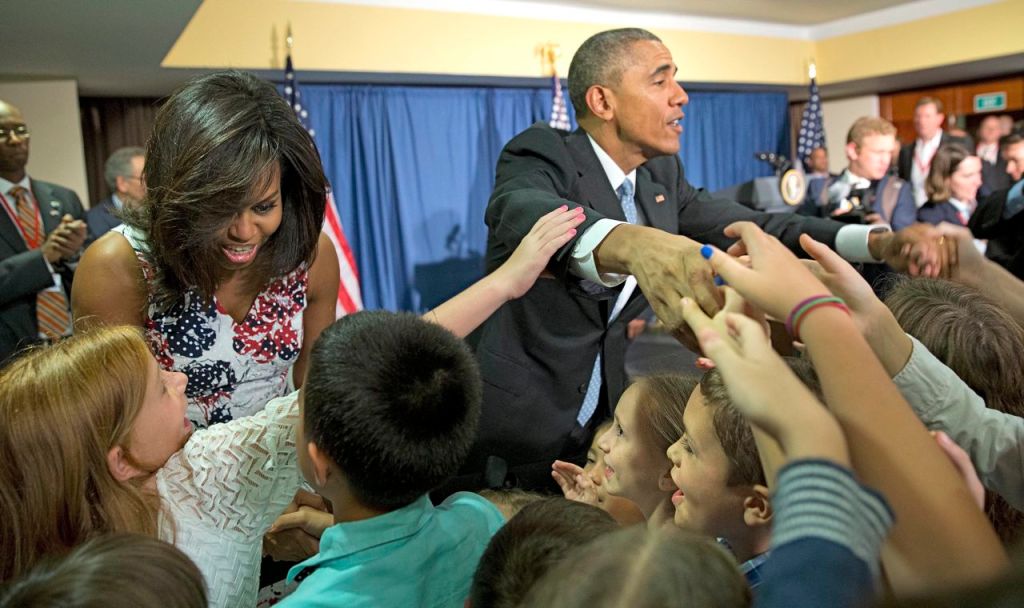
494;205;586;300
798;233;886;333
551;460;599;506
931;430;986;511
703;222;830;322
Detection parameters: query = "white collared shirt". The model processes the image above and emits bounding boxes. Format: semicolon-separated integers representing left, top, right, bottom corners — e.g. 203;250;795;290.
910;131;943;207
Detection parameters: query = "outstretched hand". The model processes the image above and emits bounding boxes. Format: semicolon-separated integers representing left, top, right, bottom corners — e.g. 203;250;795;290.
493;205;586;300
552;460;599;506
870;223;958;278
700;222;830;322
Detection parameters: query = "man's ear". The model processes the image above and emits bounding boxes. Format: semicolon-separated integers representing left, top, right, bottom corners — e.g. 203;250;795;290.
585;85;615;121
306;441;332;489
106;445;142;482
658;468;676;492
846;141;860;164
742;484;773;528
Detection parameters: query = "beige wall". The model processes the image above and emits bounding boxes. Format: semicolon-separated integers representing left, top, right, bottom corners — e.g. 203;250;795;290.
0;80;90;207
163;0;1024;87
821;95;880;174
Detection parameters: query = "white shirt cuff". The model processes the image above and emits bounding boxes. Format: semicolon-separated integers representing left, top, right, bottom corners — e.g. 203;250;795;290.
835;224;889;263
570;219;630;287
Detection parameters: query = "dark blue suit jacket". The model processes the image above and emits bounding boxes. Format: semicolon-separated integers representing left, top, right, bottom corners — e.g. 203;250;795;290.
85;196;124;244
917;199;966;225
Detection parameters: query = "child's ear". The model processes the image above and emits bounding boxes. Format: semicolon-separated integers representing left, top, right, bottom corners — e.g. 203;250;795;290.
742;484;773;528
306;442;332;488
106;445;142;482
658;468;676;492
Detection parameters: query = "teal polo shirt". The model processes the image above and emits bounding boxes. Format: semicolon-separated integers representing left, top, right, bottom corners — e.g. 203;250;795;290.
281;492;504;607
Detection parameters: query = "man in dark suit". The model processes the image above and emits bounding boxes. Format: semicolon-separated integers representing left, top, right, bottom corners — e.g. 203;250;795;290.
976;115;1011;196
86;146;145;243
0;99;87;365
462;28;949;491
970;133;1024;278
898;97;973;207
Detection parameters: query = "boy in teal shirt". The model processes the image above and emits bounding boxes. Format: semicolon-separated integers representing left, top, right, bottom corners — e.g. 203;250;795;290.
281;311;504;607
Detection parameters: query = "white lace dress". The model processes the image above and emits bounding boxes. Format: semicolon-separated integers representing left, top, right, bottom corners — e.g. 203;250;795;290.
157;392;302;608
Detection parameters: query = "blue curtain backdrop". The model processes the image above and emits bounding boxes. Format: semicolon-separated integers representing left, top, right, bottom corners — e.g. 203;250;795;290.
300;82;789;311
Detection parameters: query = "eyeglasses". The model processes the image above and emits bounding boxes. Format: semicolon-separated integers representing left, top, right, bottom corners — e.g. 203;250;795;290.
0;125;30;142
123;175;144;182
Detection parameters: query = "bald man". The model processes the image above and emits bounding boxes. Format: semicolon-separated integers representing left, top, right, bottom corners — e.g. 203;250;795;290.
0;99;87;364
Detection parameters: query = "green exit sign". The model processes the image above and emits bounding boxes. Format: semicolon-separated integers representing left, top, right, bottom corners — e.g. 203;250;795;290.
974;92;1007;112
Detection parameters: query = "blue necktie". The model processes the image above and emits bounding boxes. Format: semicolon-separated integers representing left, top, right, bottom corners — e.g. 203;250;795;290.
577;180;637;427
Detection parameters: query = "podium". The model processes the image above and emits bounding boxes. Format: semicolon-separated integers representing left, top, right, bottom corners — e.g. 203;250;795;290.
712;173;806;215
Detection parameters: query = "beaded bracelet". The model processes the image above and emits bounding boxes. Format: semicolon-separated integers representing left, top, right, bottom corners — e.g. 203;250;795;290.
785;295;849;341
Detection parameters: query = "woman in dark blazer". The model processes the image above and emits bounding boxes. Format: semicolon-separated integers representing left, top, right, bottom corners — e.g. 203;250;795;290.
918;143;983;226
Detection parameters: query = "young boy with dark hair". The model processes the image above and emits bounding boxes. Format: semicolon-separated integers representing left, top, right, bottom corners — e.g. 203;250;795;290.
469;498;617;608
667;358;823;589
280;311;505;607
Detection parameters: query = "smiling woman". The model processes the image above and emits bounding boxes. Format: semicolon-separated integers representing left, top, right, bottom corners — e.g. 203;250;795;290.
72;70;339;428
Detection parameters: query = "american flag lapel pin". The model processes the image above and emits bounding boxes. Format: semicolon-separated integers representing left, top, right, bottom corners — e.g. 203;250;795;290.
654;194;665;204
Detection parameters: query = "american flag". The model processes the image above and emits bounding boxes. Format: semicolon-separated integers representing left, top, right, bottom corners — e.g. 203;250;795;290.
796;73;826;167
549;74;571;130
284;54;363;317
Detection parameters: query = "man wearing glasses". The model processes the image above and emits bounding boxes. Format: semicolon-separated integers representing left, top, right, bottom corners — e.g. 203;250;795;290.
86;146;145;241
0;99;87;365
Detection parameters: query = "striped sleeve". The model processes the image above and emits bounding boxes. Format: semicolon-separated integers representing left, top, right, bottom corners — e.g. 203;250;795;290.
770;459;893;580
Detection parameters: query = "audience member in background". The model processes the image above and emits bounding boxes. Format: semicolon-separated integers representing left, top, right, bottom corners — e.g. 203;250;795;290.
700;222;1007;595
0;99;87;365
884;276;1024;544
280;312;504;607
998;114;1014;136
969;132;1024;278
917;144;983;229
0;534;206;608
521;526;750;608
468;498;617;608
476;488;545;520
804;146;832;179
86;146;145;242
976;116;1011;196
552;418;645;525
666;358;822;591
552;374;694;529
898;97;973;207
801;117;916;231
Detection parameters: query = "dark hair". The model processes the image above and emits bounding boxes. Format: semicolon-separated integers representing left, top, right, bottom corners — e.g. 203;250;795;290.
469;498;617;608
303;311;482;511
477;488;546;520
568;28;661;118
519;525;750;608
701;358;822;487
925;143;973;201
129;70;328;308
885;277;1024;545
1000;132;1024;152
0;533;206;608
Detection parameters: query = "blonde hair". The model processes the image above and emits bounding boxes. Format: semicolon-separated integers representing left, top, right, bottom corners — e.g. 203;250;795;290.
846;116;897;147
0;326;160;581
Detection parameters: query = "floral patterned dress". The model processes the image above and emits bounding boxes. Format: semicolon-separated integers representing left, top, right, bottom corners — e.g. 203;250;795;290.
115;225;308;427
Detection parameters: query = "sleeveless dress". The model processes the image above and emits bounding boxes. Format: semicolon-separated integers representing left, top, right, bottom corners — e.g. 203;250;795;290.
114;225;308;427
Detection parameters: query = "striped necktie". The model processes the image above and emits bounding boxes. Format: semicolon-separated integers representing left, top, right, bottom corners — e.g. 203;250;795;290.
9;186;71;341
576;180;637;427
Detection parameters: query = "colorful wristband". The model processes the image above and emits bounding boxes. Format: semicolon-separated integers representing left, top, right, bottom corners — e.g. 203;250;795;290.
786;295;848;341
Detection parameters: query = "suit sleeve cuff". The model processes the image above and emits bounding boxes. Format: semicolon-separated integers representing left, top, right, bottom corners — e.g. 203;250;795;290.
570;219;629;287
835;224;889;263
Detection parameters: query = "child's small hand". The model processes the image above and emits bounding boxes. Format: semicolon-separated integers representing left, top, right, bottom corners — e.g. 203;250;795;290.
703;222;830;323
798;233;886;335
552;460;599;506
932;430;986;511
493;205;585;300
